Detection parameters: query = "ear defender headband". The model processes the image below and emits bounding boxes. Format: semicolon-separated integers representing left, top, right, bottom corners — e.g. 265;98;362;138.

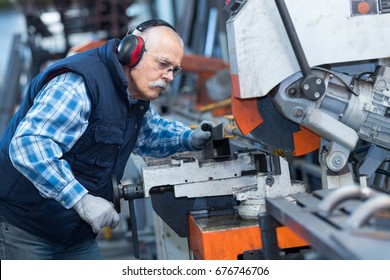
117;19;176;67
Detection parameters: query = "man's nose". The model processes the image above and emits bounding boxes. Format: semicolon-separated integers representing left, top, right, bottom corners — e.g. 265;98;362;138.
162;70;175;82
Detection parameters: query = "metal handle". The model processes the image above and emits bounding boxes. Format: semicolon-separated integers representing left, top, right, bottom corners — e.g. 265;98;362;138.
274;0;325;100
274;0;311;77
317;184;373;217
128;199;140;258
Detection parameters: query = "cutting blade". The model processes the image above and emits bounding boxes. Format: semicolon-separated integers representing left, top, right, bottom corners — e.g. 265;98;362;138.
231;94;320;156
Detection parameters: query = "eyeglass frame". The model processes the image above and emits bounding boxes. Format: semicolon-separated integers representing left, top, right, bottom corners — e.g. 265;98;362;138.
144;50;182;77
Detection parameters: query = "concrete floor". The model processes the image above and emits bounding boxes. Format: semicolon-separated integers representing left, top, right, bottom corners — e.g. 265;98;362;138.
97;226;158;260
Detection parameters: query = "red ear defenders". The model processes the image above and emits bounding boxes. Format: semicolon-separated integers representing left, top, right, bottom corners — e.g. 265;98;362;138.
117;19;176;67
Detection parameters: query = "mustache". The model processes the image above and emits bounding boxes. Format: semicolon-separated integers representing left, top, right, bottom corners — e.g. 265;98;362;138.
149;80;169;93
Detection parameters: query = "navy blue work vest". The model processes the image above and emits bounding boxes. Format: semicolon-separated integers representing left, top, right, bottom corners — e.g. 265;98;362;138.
0;39;149;245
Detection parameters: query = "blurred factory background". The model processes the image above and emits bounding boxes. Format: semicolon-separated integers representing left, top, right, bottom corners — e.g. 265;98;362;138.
1;0;389;261
0;0;231;133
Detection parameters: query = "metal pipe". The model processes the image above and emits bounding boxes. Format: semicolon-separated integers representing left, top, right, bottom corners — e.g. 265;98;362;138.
0;34;22;137
346;194;390;230
259;213;281;259
197;98;231;113
169;107;203;122
317;185;374;217
128;199;140;258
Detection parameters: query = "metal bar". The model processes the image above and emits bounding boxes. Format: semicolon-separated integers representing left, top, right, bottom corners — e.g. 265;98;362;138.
128;200;140;258
0;34;22;137
259;213;281;259
266;196;345;259
266;192;390;259
204;7;218;57
346;194;390;230
274;0;312;77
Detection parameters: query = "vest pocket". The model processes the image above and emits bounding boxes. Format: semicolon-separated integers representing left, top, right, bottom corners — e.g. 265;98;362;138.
73;125;124;164
65;123;125;185
93;125;124;168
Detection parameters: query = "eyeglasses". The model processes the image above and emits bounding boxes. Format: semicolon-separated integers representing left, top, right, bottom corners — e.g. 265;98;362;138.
145;50;182;77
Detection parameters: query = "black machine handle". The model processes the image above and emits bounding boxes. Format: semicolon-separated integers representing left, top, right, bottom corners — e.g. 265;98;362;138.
274;0;325;100
274;0;311;77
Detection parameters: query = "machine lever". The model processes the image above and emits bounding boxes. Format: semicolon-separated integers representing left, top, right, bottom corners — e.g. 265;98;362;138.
111;175;144;258
274;0;325;100
274;0;311;77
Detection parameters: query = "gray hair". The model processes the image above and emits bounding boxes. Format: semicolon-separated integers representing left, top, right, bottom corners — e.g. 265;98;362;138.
132;25;184;70
133;26;184;49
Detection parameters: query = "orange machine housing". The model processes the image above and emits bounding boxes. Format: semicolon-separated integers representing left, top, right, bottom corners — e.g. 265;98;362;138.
188;213;307;260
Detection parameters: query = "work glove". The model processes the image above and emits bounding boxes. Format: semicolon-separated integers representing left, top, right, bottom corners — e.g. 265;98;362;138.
190;120;215;150
73;193;120;233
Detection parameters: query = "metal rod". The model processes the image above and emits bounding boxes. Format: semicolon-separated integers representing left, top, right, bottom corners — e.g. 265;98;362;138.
346;194;390;230
128;200;140;258
259;213;281;260
274;0;312;77
317;185;373;217
0;34;22;137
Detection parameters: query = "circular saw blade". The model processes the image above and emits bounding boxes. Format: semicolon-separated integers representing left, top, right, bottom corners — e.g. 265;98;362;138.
232;94;320;156
251;95;299;153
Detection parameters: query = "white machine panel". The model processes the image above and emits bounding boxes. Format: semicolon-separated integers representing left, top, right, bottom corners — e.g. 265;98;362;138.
227;0;390;98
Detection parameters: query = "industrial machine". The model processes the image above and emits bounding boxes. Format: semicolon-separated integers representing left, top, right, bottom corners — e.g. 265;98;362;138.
226;0;390;258
227;0;390;188
113;0;390;260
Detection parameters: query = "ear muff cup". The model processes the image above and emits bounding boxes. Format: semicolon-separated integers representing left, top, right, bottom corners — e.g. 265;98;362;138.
117;34;145;67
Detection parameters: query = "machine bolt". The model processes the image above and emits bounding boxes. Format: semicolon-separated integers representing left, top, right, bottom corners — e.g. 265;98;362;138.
376;79;387;90
288;88;297;96
332;155;344;167
316;78;322;85
265;176;274;186
293;108;304;118
314;92;321;98
303;84;310;90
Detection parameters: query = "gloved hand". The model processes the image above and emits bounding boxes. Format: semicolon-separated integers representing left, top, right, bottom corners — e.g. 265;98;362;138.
190;120;215;150
73;193;120;233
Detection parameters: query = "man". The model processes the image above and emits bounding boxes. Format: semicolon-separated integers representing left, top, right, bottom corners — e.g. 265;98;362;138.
0;19;213;259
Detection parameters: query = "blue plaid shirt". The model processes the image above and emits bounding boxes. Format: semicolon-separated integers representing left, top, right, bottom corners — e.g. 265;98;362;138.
9;72;194;209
